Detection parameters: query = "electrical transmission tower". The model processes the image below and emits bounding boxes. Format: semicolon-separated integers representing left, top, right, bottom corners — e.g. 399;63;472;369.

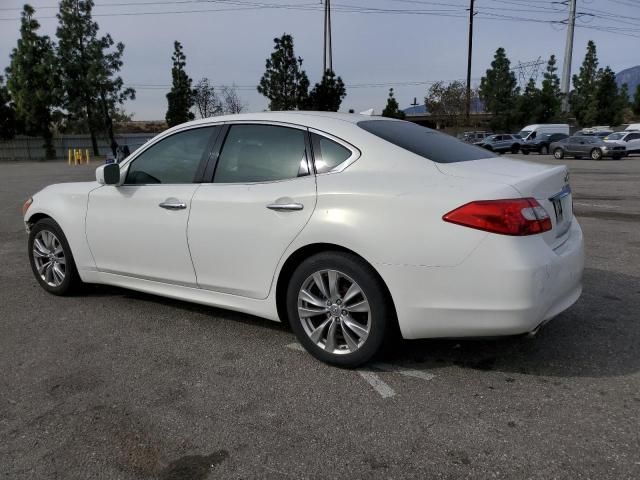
513;57;545;88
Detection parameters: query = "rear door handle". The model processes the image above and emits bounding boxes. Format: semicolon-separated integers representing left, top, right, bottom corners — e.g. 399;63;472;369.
159;200;187;210
267;203;304;211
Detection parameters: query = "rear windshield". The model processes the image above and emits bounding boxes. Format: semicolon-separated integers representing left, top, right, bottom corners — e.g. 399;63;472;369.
357;120;495;163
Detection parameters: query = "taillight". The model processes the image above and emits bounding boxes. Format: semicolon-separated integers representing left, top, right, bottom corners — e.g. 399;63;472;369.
443;198;552;236
22;197;33;216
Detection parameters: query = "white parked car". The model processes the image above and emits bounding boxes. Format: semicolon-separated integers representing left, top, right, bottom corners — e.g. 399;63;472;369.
604;131;640;155
23;112;584;367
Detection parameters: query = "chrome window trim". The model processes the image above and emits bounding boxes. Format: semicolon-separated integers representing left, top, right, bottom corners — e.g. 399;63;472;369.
308;127;361;175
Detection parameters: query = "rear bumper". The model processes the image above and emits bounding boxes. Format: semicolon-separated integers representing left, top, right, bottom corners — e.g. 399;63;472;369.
379;219;584;339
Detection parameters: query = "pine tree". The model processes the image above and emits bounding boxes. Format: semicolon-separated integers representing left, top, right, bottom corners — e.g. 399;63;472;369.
307;70;346;111
257;34;309;111
0;75;18;140
515;78;540;126
165;41;195;127
537;55;562;123
633;84;640;116
595;67;623;126
382;88;405;119
56;0;134;155
6;5;59;158
479;47;518;131
570;40;599;127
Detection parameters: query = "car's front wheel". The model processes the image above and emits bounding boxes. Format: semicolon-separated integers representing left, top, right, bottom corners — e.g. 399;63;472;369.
553;148;564;159
28;218;81;295
591;148;603;160
286;252;390;367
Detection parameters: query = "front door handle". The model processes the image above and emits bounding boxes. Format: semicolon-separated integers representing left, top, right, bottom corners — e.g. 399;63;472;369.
159;200;187;210
267;202;304;211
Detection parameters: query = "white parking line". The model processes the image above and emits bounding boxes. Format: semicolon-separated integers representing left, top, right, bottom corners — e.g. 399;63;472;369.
286;342;436;399
357;370;396;398
574;202;621;210
372;363;436;381
286;342;306;352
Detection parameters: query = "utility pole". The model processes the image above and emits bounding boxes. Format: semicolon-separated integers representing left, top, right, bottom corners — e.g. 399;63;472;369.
560;0;577;112
323;0;333;73
465;0;475;121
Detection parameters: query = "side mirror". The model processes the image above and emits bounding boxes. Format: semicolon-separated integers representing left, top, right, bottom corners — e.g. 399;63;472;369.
96;163;121;185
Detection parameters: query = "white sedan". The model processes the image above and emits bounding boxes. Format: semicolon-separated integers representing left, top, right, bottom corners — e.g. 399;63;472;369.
23;112;584;367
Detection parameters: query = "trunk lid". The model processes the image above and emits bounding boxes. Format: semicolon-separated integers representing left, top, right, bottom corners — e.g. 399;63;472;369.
436;157;572;249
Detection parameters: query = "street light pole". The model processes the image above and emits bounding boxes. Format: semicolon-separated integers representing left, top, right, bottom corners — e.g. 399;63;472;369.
465;0;475;122
560;0;577;112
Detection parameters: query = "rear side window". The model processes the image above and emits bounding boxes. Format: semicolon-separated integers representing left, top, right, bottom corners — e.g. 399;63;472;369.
214;125;309;183
311;133;353;173
358;120;495;163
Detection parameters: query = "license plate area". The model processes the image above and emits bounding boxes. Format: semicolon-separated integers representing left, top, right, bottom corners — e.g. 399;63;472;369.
549;185;572;236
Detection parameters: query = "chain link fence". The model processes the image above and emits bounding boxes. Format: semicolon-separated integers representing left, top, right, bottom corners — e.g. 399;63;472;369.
0;133;156;161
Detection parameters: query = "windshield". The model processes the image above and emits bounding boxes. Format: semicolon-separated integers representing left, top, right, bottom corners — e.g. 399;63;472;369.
605;133;625;140
358;120;496;163
518;130;532;139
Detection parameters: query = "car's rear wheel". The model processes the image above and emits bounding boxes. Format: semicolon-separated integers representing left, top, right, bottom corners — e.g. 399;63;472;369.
591;148;603;160
540;145;549;155
286;252;390;367
553;148;564;159
28;218;81;295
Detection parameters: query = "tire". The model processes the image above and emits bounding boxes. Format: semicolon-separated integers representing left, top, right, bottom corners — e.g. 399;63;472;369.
590;148;603;160
553;148;564;159
521;150;529;155
28;218;81;295
540;145;549;155
286;251;391;367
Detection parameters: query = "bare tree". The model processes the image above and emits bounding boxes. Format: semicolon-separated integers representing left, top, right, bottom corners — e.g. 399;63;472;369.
220;84;246;114
193;77;222;118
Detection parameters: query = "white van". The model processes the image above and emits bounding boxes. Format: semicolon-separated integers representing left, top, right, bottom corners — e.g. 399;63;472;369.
517;124;570;141
625;123;640;131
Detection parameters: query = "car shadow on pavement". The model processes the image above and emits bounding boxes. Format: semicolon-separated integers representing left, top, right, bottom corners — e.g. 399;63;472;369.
78;266;638;379
378;267;640;378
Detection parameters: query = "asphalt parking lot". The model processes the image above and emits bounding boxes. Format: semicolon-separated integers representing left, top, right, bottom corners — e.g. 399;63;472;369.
1;154;639;479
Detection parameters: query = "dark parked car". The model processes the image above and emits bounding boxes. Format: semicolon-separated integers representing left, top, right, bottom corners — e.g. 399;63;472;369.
551;135;626;160
521;133;569;155
478;134;521;154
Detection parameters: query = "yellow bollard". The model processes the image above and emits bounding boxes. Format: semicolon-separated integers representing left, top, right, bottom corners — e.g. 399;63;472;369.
68;149;72;165
85;149;90;164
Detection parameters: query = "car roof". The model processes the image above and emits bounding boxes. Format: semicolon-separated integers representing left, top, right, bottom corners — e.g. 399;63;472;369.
161;111;395;136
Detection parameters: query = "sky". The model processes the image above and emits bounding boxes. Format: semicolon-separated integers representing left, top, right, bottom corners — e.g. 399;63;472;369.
0;0;638;120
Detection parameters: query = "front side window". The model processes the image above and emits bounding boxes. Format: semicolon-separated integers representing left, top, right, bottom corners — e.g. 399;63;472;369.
311;133;353;173
125;127;218;184
214;125;308;183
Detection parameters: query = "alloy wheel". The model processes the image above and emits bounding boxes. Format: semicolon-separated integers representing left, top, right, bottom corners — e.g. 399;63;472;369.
297;269;371;355
32;230;66;287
